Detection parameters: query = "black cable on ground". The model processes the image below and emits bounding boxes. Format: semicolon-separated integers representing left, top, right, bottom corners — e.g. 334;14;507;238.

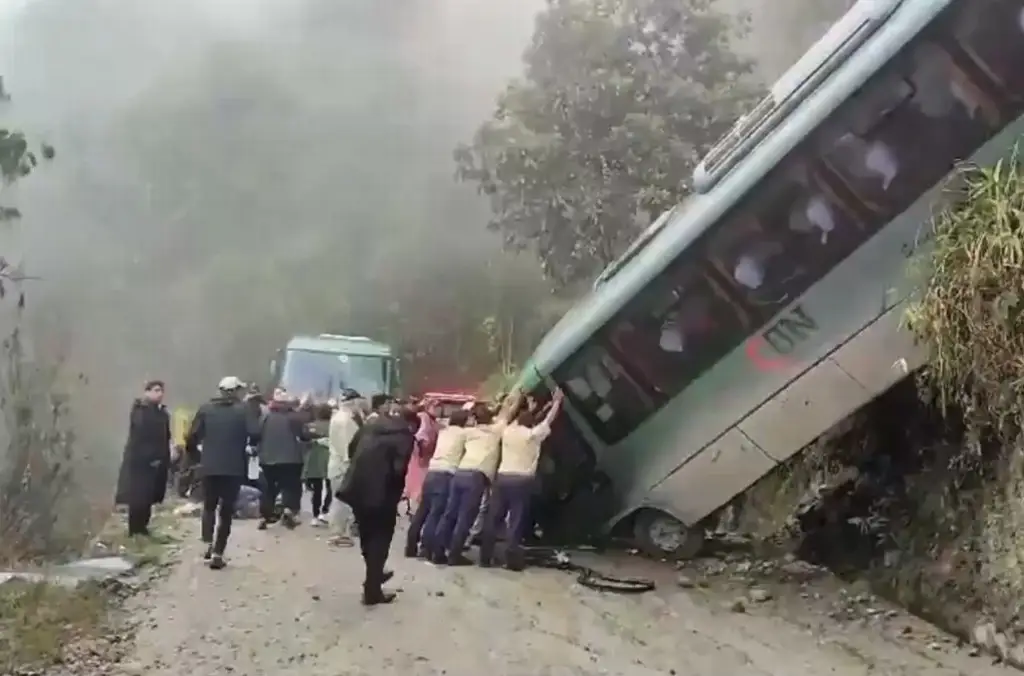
523;546;656;594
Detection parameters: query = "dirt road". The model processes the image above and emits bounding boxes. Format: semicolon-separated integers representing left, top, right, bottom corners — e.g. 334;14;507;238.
110;516;1014;676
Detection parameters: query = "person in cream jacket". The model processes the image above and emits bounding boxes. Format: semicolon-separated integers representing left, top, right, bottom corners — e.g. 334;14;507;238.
326;389;363;546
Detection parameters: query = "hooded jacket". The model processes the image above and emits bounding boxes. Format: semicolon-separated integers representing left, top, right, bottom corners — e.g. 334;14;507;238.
257;400;313;466
336;416;414;512
185;394;258;477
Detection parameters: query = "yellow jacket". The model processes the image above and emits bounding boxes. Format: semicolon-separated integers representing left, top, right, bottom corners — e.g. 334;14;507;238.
170;407;194;448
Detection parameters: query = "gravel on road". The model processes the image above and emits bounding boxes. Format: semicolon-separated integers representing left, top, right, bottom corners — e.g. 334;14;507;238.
109;516;1017;676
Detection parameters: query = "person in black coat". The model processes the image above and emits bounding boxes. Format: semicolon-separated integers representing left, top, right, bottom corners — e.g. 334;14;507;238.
336;407;417;605
115;380;172;537
185;376;261;569
255;392;315;530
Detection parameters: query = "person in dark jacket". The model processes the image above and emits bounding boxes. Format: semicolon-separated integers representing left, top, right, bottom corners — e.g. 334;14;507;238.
115;380;172;537
185;376;259;569
256;391;315;530
336;407;417;605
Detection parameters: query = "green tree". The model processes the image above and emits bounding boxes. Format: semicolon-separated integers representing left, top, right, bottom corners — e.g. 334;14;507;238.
0;78;53;297
0;77;54;226
455;0;761;287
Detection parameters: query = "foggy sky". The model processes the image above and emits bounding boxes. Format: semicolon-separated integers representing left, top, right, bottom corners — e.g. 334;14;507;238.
0;0;847;476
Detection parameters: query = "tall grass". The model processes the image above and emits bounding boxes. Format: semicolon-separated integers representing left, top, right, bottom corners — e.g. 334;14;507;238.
905;159;1024;451
903;157;1024;625
0;318;87;566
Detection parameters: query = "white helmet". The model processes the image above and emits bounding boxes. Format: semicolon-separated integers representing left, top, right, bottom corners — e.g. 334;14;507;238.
218;376;246;391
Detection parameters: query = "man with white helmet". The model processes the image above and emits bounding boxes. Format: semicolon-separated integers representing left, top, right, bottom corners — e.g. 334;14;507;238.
185;376;259;569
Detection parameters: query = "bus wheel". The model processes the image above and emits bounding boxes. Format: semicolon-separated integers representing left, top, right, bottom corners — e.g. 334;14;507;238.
632;509;704;561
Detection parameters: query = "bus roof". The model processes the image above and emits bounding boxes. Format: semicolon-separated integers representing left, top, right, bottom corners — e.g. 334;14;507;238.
286;334;394;358
526;0;940;376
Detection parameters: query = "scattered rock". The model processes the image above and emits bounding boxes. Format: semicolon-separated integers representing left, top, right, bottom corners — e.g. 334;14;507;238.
972;621;998;651
748;588;772;603
994;631;1012;660
1007;644;1024;668
173;502;202;517
729;597;747;613
779;560;822;582
676;574;695;589
55;556;136;582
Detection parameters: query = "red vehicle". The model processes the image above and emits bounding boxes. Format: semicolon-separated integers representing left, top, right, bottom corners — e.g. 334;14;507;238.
421;391;476;421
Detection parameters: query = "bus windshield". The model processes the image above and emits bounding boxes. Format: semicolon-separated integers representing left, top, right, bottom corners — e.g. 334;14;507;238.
279;349;388;399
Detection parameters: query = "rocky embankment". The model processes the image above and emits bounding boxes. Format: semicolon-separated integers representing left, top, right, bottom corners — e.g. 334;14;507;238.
723;379;1024;669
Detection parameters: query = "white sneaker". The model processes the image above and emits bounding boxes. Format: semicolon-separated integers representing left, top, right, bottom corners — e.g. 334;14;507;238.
311;515;326;527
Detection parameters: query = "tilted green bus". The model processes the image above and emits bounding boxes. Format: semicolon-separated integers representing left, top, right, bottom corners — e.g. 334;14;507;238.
521;0;1024;558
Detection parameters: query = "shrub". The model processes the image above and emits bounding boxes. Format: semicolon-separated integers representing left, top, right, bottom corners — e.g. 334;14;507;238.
904;157;1024;626
0;80;81;565
0;322;83;565
904;157;1024;453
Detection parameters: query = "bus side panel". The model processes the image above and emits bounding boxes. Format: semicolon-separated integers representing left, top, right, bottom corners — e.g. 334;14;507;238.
643;428;776;526
643;299;925;528
831;300;926;395
608;352;811;504
739;357;868;463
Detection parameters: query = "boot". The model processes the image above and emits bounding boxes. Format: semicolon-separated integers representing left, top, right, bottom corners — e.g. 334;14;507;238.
361;584;396;606
281;509;298;530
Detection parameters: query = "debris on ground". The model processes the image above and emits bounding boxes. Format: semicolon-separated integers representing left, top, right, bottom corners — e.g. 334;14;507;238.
173;502;202;518
86;516;1021;676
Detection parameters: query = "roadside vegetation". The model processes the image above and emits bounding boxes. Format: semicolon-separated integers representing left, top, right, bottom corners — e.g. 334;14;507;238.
1;80;177;673
900;157;1024;632
0;578;109;672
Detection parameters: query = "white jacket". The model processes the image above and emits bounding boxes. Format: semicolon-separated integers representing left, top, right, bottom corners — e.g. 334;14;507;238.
327;404;360;481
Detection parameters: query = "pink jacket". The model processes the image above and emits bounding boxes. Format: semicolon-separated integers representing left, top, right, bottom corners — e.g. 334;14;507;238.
404;412;439;503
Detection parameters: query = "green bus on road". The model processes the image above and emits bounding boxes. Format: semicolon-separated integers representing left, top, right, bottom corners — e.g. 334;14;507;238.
269;334;400;400
521;0;1024;559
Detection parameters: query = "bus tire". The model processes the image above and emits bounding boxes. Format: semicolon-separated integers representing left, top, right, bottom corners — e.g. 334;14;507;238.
632;509;704;561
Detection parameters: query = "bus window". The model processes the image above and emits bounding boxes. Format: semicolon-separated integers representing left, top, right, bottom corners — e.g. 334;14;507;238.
951;0;1024;110
817;40;999;216
555;344;653;444
709;218;794;310
608;268;745;400
708;161;860;317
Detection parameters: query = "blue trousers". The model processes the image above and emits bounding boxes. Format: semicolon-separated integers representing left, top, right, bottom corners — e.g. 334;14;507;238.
406;471;453;555
432;469;488;562
479;473;534;567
